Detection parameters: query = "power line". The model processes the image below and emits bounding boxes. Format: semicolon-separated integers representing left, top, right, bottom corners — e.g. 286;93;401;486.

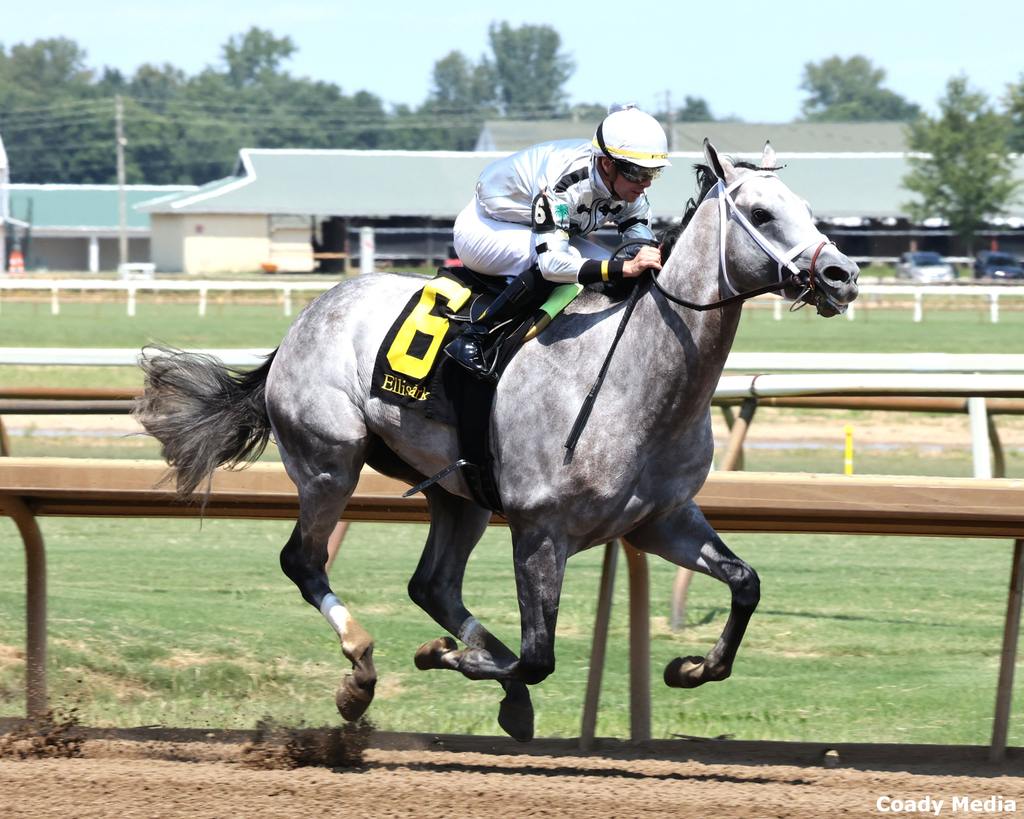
0;98;113;116
2;93;576;122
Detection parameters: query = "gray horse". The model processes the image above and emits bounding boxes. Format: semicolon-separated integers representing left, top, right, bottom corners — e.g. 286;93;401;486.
135;140;859;741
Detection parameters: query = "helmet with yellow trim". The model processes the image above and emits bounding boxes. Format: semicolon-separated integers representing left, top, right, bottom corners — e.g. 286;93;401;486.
592;104;671;170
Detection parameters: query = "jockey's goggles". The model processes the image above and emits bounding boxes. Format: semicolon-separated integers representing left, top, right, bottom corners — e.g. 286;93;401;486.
613;160;663;184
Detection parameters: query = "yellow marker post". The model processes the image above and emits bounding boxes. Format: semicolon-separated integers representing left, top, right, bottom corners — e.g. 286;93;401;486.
843;424;854;475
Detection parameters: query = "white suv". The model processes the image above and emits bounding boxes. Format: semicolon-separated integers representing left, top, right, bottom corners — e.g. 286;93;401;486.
896;251;956;283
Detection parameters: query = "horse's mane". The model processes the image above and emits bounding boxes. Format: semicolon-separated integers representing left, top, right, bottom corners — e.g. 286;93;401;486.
658;160;761;263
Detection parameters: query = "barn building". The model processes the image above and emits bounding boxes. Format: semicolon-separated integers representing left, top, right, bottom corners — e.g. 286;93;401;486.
136;120;1024;275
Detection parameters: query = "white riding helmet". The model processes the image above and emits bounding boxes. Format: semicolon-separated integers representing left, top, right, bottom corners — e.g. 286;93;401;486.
592;104;671;169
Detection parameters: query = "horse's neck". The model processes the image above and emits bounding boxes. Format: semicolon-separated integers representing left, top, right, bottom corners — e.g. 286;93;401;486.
627;199;742;421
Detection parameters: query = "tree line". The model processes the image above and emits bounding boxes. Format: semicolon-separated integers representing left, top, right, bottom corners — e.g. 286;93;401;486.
1;24;1022;251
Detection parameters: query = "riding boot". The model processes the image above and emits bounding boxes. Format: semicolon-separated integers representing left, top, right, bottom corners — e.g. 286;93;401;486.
443;268;545;380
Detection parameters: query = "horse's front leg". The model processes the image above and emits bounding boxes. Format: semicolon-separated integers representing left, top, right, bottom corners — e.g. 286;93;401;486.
509;529;569;685
408;487;534;741
625;500;760;688
418;526;568;687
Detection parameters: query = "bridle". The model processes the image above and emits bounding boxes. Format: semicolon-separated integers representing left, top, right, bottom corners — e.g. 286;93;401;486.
649;171;845;314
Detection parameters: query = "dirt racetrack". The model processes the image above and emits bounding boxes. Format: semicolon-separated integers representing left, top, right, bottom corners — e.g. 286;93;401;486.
1;727;1021;819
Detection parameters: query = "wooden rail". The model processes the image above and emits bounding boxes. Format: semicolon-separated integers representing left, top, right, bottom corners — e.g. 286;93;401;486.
4;389;1023;470
1;457;1022;760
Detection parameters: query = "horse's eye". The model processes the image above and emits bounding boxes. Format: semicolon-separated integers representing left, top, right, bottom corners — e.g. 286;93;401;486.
751;208;773;226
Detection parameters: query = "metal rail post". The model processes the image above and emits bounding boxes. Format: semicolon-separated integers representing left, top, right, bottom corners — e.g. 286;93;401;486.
0;496;47;716
990;538;1023;762
988;414;1007;479
718;397;758;473
579;541;618;751
623;541;651;742
968;397;993;479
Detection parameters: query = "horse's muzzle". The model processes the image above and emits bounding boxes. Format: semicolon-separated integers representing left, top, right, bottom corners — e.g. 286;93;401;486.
814;262;860;316
790;244;860;317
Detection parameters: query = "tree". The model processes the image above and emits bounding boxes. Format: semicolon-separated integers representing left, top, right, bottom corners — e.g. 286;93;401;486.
427;50;495;111
0;39;113;183
128;63;186;104
5;37;94;93
221;27;296;89
903;76;1019;255
1005;74;1024;153
675;95;713;122
568;102;606;122
800;55;921;122
487;22;573;117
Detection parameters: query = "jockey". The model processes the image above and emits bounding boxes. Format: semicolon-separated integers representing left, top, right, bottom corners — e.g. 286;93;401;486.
444;103;670;379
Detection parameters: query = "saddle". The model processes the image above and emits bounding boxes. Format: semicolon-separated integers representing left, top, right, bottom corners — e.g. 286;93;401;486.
369;266;581;511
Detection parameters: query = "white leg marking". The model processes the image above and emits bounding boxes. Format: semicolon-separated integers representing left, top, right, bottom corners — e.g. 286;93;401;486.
320;593;367;657
320;593;351;638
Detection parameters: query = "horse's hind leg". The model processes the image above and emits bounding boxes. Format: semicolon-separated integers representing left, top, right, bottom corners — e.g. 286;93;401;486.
279;461;377;721
625;499;760;688
408;486;534;741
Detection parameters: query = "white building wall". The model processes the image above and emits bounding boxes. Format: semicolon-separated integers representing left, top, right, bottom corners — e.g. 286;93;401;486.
150;214;186;272
268;221;314;272
181;214;270;275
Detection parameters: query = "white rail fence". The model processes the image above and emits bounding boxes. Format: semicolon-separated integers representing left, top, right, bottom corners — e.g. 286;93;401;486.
0;278;332;318
2;279;1024;321
775;284;1024;323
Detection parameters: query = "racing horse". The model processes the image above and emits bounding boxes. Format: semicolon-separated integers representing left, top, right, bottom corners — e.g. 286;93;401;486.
135;140;859;741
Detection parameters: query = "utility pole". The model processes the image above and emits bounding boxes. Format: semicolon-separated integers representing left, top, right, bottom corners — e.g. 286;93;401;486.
115;95;127;272
662;90;674;152
0;131;8;273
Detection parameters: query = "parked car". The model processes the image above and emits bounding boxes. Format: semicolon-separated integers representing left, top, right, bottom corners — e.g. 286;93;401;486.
973;251;1024;280
896;251;957;283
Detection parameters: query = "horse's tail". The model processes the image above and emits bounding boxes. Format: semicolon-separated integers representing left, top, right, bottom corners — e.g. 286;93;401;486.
134;345;277;498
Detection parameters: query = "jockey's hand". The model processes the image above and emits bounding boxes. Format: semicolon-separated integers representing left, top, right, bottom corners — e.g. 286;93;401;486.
623;245;663;277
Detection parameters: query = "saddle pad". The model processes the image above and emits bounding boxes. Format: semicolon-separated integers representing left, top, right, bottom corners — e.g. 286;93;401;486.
370;270;584;421
370;274;473;413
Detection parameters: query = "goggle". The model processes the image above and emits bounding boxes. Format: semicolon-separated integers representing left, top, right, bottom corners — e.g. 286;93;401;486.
613;160;663;184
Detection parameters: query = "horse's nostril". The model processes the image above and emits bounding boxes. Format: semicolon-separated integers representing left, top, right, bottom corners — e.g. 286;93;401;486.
821;265;856;285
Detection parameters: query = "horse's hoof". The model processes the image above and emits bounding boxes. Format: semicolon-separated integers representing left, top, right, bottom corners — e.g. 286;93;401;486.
335;673;375;722
664;655;708;689
497;683;534;742
414;635;457;671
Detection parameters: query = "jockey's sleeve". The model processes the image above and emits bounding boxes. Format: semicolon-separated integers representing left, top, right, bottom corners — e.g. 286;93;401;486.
531;191;656;284
531;191;625;284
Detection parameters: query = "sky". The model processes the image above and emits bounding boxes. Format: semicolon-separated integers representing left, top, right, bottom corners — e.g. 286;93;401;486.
3;0;1022;122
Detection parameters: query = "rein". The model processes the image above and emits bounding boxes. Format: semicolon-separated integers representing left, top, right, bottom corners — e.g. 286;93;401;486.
649;266;802;311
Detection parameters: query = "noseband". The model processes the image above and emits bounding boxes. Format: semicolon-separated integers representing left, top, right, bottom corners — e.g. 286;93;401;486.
651;172;843;313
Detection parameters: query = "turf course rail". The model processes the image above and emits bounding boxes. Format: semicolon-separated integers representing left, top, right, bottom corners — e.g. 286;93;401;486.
1;457;1022;760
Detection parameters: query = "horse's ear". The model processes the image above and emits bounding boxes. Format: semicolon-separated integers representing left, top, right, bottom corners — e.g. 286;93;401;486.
703;138;735;183
761;140;777;170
